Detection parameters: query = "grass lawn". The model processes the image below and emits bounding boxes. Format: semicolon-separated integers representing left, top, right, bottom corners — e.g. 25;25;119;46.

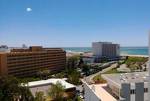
125;56;148;64
104;68;126;74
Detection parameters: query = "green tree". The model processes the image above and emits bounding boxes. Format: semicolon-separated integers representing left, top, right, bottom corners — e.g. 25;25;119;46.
82;64;90;76
34;91;45;101
37;69;50;80
78;56;84;68
0;76;33;101
68;70;80;85
20;86;34;101
67;55;80;70
48;81;65;101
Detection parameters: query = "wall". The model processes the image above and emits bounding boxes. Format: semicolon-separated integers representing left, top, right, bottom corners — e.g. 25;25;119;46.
83;82;101;101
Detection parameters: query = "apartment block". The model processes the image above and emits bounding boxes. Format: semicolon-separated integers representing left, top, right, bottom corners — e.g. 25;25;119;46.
92;42;120;58
0;46;66;77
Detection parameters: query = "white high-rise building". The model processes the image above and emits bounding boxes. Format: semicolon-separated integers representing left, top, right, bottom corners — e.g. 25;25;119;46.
92;42;120;58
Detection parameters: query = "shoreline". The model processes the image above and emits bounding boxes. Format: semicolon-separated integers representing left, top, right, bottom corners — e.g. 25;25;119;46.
120;54;148;57
66;51;148;57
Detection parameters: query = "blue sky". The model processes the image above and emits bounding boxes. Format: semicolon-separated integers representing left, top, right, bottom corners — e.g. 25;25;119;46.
0;0;150;47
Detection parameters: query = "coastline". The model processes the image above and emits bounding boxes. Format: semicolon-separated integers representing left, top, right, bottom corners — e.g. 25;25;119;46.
66;51;148;57
120;54;148;57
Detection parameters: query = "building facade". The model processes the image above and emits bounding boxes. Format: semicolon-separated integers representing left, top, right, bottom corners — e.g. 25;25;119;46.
0;46;66;77
92;42;120;58
102;72;149;101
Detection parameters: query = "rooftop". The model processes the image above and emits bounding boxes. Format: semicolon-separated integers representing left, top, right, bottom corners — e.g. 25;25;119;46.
102;72;149;86
23;78;76;89
89;84;117;101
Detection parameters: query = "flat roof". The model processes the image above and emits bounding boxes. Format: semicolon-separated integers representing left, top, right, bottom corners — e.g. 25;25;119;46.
102;72;149;86
23;78;76;89
89;84;117;101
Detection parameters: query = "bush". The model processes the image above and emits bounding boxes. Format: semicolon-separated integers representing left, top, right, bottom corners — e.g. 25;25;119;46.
93;75;106;84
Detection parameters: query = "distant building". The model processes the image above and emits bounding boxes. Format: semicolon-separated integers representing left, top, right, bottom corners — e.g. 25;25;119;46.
0;45;9;52
22;44;28;49
82;56;95;64
92;42;120;59
0;46;66;77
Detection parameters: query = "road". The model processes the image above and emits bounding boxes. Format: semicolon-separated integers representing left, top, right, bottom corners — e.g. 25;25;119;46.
84;63;118;84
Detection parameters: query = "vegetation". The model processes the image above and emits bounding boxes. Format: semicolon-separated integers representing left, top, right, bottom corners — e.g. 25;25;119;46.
48;81;65;101
67;69;81;85
0;76;34;101
81;64;90;76
67;96;83;101
34;91;45;101
125;56;148;71
104;68;126;74
125;56;148;64
54;71;66;78
18;77;41;83
93;74;106;84
37;69;51;80
66;55;80;70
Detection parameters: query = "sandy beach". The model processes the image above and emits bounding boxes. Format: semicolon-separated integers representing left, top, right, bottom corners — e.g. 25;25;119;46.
66;51;148;57
120;54;148;57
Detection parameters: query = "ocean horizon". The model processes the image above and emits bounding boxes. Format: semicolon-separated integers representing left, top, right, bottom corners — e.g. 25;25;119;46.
62;47;148;55
0;46;148;56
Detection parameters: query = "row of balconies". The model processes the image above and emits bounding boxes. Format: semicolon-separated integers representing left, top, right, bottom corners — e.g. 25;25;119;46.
8;61;65;69
8;51;65;56
7;58;66;66
7;56;66;61
7;60;66;67
8;54;66;59
8;64;65;75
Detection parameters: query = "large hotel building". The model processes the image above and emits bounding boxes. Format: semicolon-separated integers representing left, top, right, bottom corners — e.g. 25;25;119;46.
0;46;66;77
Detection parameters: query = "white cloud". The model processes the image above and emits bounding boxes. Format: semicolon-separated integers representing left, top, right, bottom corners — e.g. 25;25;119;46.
26;8;32;12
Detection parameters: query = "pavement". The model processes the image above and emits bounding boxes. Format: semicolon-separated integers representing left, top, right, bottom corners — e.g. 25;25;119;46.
85;62;118;84
90;84;117;101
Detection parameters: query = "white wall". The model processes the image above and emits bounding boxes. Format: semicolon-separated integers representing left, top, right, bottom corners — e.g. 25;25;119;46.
92;42;102;56
83;82;101;101
144;82;149;101
130;83;135;101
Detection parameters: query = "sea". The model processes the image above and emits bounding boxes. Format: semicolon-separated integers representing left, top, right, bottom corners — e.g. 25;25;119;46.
63;47;148;55
0;47;148;56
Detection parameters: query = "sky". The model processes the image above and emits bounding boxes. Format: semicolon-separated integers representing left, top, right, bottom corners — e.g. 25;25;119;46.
0;0;150;47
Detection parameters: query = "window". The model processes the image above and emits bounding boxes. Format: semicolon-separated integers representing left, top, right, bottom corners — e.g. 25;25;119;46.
130;89;135;94
144;88;148;93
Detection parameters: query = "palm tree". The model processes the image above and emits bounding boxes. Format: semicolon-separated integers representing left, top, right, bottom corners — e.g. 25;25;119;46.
68;70;80;85
48;81;65;101
20;86;34;101
37;69;50;80
34;91;45;101
0;76;34;101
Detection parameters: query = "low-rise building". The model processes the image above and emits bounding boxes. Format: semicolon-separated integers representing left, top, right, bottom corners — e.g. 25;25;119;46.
82;80;117;101
82;56;95;64
83;72;149;101
23;78;76;97
102;72;149;101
